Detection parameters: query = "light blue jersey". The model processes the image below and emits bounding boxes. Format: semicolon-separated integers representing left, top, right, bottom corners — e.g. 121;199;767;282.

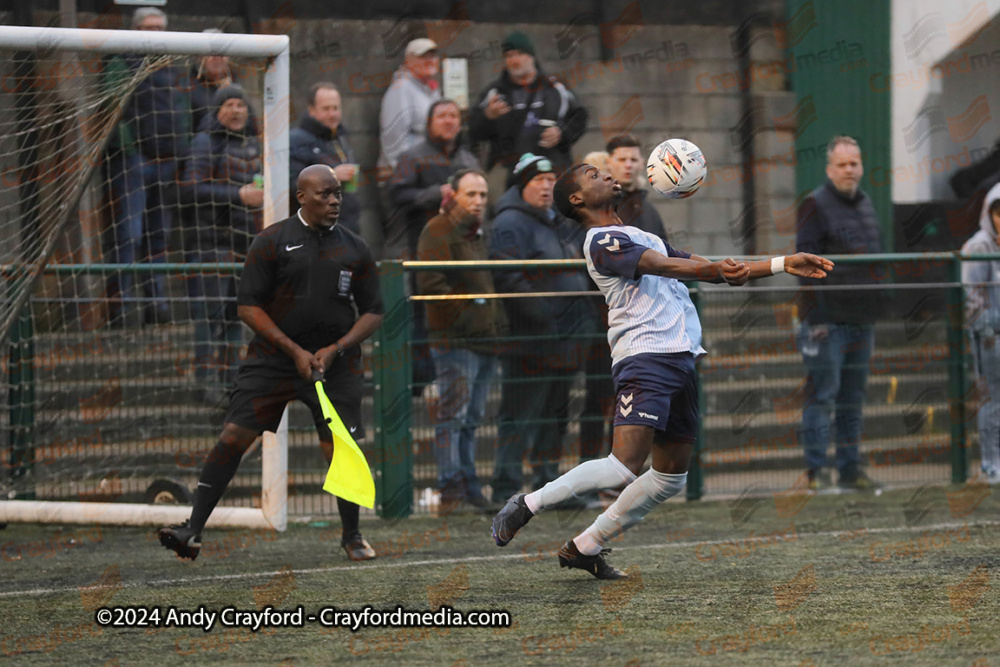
583;225;706;367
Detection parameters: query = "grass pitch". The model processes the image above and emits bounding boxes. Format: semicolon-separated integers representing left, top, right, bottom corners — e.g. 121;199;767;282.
1;483;999;666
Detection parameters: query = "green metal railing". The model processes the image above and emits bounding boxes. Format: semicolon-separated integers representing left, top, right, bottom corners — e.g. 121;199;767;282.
4;252;992;516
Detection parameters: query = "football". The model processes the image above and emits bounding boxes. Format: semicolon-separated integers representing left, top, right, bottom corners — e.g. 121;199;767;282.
646;138;707;198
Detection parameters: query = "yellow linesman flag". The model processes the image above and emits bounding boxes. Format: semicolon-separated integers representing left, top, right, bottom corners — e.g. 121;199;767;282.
315;377;375;509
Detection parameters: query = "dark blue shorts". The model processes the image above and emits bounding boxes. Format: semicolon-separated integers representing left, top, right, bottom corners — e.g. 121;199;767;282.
611;352;699;442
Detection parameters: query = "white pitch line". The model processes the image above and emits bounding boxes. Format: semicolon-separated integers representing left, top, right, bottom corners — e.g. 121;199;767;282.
1;518;998;599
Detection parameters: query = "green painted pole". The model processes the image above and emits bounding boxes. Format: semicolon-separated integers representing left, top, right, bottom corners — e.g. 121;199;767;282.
947;255;968;483
687;285;704;501
373;261;413;519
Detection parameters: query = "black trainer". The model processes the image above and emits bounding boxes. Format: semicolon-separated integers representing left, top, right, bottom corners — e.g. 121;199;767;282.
491;493;533;546
158;520;201;560
557;540;628;580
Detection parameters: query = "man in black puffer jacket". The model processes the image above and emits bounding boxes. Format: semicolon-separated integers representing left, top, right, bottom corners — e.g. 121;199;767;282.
469;31;587;183
183;85;263;403
288;83;361;234
489;153;602;502
388;99;480;259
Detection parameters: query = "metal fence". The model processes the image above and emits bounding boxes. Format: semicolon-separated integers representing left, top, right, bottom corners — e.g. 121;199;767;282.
0;253;987;520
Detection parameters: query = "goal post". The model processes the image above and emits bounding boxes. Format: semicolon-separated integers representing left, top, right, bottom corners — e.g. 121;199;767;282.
0;26;291;530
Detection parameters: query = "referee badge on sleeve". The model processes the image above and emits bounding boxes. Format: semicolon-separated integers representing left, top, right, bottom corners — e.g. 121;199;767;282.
338;270;352;296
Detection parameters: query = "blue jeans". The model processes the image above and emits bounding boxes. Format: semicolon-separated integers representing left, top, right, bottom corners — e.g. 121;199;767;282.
798;322;874;474
104;151;146;319
141;157;180;315
186;249;243;389
430;347;498;497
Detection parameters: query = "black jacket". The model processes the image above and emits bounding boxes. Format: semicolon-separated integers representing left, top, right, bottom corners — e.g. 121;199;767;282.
489;187;601;368
288;116;360;234
386;137;479;257
796;181;887;325
124;56;192;161
469;68;587;174
183;117;262;256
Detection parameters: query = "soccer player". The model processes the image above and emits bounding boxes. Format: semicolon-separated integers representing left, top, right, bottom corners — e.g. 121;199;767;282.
491;164;834;579
158;164;384;562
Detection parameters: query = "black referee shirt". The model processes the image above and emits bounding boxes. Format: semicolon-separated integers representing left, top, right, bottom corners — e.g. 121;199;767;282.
238;213;383;367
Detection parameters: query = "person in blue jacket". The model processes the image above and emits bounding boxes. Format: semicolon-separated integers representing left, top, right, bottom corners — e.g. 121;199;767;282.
183;85;262;404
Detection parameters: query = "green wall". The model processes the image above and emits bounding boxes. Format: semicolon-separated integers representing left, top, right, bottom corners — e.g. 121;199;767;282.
788;0;892;247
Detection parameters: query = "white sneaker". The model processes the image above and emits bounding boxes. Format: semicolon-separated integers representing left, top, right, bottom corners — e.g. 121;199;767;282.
984;468;1000;485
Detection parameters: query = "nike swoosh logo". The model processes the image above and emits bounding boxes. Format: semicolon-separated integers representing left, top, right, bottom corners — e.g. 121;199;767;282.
285;244;304;251
349;426;357;433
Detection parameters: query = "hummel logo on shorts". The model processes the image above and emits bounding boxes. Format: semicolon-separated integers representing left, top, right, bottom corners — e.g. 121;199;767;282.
285;244;304;251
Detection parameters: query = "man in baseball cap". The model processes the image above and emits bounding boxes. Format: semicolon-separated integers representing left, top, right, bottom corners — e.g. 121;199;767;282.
405;38;438;57
378;38;442;173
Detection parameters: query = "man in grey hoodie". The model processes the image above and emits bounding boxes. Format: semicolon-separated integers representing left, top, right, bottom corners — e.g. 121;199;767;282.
378;38;442;173
962;181;1000;483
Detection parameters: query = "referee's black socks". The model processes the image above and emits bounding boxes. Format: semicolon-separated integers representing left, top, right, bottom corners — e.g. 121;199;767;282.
189;439;246;534
337;496;361;537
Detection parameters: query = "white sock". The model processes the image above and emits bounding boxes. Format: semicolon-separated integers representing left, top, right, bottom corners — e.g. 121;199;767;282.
524;454;636;514
574;469;687;555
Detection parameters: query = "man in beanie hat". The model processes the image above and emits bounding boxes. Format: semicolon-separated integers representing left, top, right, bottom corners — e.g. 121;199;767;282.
488;153;601;503
181;84;261;404
470;31;588;184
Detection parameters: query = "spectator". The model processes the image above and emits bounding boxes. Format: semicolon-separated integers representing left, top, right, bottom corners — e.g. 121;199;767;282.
388;98;479;394
388;99;479;258
961;182;1000;484
190;29;235;134
606;134;667;241
489;153;600;503
182;85;262;404
123;7;193;324
469;31;588;183
378;38;442;173
796;136;885;490
288;83;360;234
417;168;508;511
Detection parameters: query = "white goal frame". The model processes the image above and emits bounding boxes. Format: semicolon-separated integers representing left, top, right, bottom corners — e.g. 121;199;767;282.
0;25;290;531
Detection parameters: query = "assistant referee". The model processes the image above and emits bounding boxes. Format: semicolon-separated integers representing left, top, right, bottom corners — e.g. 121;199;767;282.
159;164;384;561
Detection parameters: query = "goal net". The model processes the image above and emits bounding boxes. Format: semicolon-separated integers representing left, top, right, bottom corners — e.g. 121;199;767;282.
0;26;291;529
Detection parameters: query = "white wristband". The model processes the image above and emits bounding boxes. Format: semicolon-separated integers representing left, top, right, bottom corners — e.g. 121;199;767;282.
771;256;786;275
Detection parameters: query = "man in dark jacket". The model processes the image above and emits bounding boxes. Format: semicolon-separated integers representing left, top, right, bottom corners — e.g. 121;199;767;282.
388;99;480;259
796;136;885;491
389;99;480;394
288;83;360;234
119;7;193;323
417;168;508;511
489;153;601;501
183;85;262;403
469;31;588;182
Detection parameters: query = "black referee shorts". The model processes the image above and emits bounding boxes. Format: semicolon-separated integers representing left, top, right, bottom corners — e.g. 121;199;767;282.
225;357;365;441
